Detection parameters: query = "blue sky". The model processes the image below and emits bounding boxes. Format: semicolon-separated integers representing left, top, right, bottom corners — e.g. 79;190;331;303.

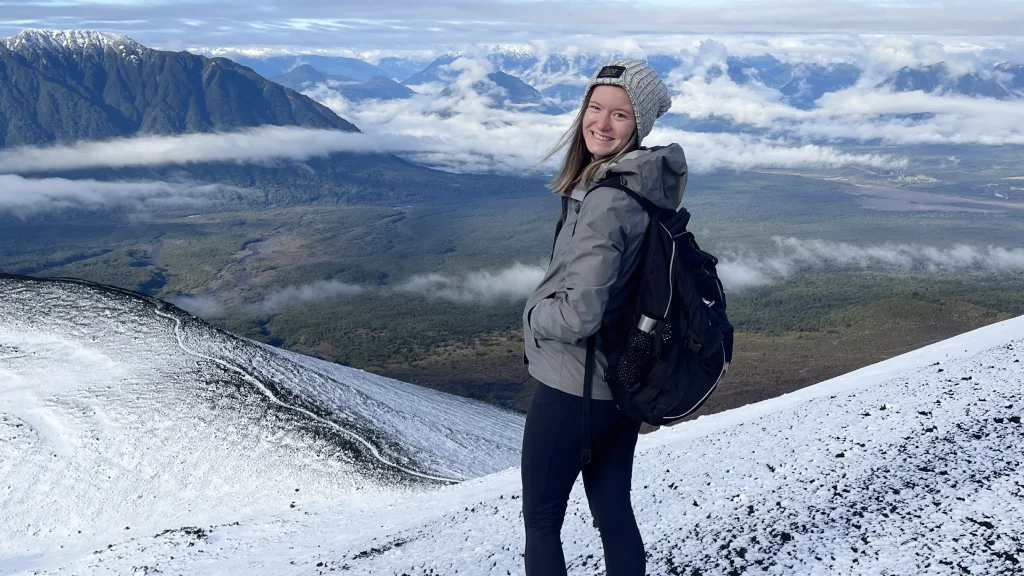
1;0;1021;51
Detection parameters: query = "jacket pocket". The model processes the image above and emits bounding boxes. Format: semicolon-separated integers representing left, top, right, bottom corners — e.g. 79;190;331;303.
524;292;555;348
526;302;540;348
523;294;564;381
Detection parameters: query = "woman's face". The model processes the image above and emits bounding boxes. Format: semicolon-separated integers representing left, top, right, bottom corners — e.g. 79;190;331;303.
582;85;637;158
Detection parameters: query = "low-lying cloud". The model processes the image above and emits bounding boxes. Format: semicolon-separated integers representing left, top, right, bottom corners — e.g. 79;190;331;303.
394;263;545;303
168;294;225;318
719;237;1024;290
247;280;367;314
0;118;904;179
173;266;542;319
0;174;226;216
668;70;1024;147
0;127;436;175
171;243;1024;319
304;78;907;174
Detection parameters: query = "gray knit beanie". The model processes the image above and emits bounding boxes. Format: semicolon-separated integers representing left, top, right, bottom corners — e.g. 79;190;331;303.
584;59;672;146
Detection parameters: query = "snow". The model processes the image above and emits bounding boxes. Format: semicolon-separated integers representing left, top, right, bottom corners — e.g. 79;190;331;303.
2;275;1023;575
1;29;144;57
488;44;537;60
0;276;522;574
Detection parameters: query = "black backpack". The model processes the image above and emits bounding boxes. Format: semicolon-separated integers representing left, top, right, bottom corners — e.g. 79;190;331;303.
579;175;734;463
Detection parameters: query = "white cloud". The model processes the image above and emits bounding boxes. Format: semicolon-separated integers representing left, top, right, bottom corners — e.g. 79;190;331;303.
0;174;224;216
662;130;906;172
169;240;1024;315
394;263;545;303
719;237;1024;290
665;67;1024;146
168;294;224;318
0;87;901;179
304;69;908;174
0;127;438;174
248;280;367;314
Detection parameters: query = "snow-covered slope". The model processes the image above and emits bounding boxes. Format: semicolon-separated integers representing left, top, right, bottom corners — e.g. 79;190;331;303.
10;306;1023;575
2;29;144;60
0;275;523;573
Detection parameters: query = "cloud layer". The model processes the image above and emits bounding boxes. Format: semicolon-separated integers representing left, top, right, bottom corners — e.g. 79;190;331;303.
0;174;225;216
174;246;1024;320
0;107;907;180
0;128;431;174
718;237;1024;290
248;280;367;314
394;263;545;303
669;73;1024;147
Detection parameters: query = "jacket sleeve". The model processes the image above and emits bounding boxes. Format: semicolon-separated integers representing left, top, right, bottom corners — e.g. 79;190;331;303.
529;186;646;344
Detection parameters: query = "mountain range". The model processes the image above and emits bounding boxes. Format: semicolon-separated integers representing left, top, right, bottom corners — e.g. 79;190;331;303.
5;28;1022;152
225;46;1024;110
0;29;546;207
2;273;1021;574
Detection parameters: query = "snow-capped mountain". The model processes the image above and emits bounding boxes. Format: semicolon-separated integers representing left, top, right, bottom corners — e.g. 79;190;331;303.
1;28;143;60
0;274;523;572
4;273;1023;574
996;63;1024;91
484;44;540;77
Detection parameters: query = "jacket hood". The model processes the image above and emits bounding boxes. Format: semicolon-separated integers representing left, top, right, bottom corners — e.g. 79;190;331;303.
589;144;688;211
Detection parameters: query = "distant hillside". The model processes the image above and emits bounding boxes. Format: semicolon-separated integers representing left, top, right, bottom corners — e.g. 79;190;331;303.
220;53;385;81
440;70;565;113
401;54;564;113
402;54;461;86
270;63;353;88
0;29;358;148
375;55;436;82
273;65;415;101
880;62;1019;99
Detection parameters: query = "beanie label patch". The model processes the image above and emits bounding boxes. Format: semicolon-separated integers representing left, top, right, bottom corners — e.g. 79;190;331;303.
596;65;626;79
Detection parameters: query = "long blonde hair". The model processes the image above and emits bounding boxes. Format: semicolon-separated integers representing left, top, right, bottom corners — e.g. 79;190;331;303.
544;88;638;195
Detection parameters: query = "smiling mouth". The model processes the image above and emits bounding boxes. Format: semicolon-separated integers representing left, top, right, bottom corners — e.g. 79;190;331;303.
590;131;614;142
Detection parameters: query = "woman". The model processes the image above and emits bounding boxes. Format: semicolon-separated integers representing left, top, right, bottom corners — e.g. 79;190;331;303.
521;60;687;575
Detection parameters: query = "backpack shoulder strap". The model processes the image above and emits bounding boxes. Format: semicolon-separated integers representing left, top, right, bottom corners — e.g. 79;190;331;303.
588;174;661;218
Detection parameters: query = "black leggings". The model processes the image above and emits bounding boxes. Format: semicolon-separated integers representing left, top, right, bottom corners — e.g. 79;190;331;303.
521;383;645;576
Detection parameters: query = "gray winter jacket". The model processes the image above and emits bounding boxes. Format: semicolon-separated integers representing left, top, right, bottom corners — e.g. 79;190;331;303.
523;144;688;399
